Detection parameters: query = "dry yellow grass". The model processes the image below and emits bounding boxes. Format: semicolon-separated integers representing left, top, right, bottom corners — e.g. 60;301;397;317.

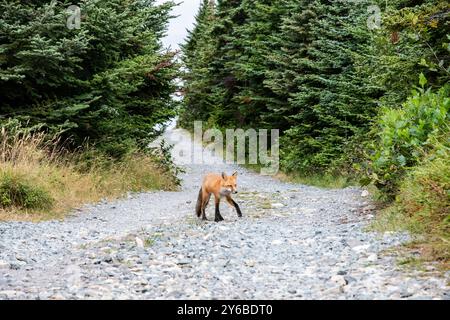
0;128;178;221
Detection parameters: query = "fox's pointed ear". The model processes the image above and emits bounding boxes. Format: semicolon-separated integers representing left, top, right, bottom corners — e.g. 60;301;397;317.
221;172;227;179
232;171;238;177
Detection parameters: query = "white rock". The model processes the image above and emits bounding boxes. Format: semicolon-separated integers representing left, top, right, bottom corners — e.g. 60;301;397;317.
203;233;212;240
271;239;283;245
330;275;348;287
135;237;144;249
303;238;316;246
245;260;256;267
0;261;9;269
271;203;284;208
352;244;371;253
367;253;378;262
0;290;17;298
361;190;370;197
322;286;344;295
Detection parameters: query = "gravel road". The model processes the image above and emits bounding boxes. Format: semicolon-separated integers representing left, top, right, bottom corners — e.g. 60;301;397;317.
0;125;448;300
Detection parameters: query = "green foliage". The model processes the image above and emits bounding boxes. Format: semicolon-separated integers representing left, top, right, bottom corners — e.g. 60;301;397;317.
273;0;379;173
181;0;380;172
181;0;449;175
368;83;449;196
397;138;449;237
0;172;54;210
0;0;179;157
148;139;185;186
181;0;291;129
363;0;450;109
372;138;449;265
179;0;218;127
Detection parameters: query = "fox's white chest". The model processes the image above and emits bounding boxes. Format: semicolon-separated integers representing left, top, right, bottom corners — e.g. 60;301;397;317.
220;187;232;196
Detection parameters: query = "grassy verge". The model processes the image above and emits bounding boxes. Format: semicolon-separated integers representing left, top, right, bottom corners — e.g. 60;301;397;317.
273;171;357;189
243;162;357;189
0;129;179;221
371;143;449;270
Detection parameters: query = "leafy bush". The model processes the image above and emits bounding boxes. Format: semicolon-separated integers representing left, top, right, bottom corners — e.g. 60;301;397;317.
373;139;449;265
148;140;185;187
397;138;449;237
368;82;449;197
0;172;54;210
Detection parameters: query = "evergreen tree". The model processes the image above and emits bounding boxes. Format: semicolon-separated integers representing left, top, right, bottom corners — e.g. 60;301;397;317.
362;0;450;109
266;0;378;172
263;0;317;131
228;0;290;129
180;0;217;127
182;0;289;129
180;0;448;175
206;0;247;127
0;0;178;158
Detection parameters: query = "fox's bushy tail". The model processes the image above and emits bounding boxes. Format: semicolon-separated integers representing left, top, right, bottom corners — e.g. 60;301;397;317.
195;187;203;217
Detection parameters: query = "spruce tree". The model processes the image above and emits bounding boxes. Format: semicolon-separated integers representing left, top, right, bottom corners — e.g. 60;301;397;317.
180;0;447;176
229;0;290;129
183;0;289;128
0;0;178;158
180;0;217;127
362;0;450;109
207;0;246;127
266;0;379;172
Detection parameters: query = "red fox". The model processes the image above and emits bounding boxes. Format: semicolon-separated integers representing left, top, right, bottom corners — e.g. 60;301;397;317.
195;171;242;222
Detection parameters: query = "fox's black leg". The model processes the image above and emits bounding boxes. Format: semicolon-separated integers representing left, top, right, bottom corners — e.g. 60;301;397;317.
214;197;224;222
201;194;211;220
201;206;208;220
215;204;224;222
232;199;242;218
226;196;242;218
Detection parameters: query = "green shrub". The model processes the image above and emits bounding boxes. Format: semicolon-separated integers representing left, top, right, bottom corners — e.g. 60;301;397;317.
397;139;449;237
148;140;184;187
0;172;54;210
373;139;450;264
369;82;449;197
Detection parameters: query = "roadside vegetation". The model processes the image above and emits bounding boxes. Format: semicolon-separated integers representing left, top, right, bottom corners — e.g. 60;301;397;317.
0;125;179;221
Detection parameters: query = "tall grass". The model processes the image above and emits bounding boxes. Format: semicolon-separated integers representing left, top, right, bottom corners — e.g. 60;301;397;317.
0;128;178;221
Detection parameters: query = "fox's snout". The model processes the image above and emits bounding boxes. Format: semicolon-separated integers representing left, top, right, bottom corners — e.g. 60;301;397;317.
220;186;237;195
229;186;238;194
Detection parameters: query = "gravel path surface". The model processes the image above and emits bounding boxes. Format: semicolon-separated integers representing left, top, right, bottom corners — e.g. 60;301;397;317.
0;125;449;300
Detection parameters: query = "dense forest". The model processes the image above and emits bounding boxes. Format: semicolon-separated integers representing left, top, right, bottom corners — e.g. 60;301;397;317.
0;0;178;157
181;0;449;260
0;1;181;218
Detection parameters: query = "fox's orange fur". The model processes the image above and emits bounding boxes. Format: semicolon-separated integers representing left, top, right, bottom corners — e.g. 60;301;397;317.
195;171;242;222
